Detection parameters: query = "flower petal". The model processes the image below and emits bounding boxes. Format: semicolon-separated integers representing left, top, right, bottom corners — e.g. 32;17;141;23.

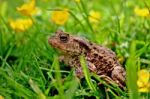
138;69;149;84
17;0;37;16
134;7;150;17
51;9;69;25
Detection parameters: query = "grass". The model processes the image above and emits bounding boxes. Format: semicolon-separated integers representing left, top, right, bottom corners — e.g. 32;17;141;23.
0;0;150;99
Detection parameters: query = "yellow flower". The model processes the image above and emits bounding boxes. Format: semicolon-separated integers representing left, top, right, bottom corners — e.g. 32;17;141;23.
134;7;150;17
137;69;150;92
51;9;70;25
17;0;38;16
0;95;4;99
9;18;33;32
89;10;101;24
75;0;80;3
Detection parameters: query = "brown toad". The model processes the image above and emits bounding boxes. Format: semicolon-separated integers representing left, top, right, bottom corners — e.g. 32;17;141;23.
48;30;126;88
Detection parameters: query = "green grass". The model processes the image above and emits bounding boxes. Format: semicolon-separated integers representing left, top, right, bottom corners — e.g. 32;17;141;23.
0;0;150;99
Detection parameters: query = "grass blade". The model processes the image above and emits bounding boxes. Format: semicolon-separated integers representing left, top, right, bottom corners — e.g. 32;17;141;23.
80;55;96;91
126;41;139;99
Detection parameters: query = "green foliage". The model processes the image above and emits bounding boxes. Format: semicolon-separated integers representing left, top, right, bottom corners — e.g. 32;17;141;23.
0;0;150;99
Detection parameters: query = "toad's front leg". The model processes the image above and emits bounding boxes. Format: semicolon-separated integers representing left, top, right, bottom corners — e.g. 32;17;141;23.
59;55;74;67
59;56;65;62
75;61;97;79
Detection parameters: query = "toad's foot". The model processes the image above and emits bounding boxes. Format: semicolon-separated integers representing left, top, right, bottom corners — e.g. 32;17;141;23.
111;66;126;88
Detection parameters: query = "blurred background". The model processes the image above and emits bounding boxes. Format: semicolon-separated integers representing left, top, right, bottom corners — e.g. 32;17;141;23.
0;0;150;99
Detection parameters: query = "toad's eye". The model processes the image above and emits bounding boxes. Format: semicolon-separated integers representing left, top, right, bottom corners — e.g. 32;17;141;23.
59;34;69;43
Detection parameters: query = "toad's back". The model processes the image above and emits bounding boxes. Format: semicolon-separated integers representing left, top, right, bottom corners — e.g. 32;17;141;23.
85;44;121;76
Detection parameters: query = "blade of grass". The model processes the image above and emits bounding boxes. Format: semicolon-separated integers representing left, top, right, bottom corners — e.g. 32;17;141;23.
29;79;46;99
33;54;46;84
126;41;139;99
135;42;149;57
80;55;96;91
0;68;36;98
140;59;150;65
53;55;64;99
92;73;127;97
79;0;94;33
0;27;3;55
108;0;121;43
107;88;121;99
68;10;86;32
64;77;79;99
1;43;14;67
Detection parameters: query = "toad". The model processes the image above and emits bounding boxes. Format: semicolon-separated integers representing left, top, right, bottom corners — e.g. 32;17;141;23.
48;30;126;88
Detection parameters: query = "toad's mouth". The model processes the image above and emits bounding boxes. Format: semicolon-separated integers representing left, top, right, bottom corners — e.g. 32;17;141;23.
48;39;67;52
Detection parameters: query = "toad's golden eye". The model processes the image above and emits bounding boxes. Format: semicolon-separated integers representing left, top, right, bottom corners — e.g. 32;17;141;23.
59;33;69;43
